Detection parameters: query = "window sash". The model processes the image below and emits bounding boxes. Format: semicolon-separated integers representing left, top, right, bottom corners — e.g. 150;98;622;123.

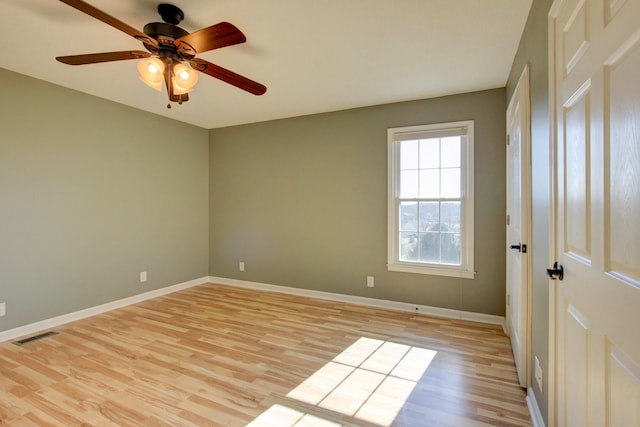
391;127;468;142
396;198;464;265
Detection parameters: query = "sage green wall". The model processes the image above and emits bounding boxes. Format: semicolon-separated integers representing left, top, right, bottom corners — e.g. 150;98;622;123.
506;0;553;423
0;68;209;332
210;89;507;316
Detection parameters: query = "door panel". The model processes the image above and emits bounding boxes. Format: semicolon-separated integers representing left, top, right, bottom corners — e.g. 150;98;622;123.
562;0;589;76
563;302;590;427
604;0;629;24
605;36;640;283
563;81;591;262
551;0;640;425
607;346;640;426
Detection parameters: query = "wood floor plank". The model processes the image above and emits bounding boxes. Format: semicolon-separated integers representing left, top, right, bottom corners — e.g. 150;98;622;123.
0;283;531;426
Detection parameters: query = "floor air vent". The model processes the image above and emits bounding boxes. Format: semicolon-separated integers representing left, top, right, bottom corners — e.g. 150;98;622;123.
13;331;58;346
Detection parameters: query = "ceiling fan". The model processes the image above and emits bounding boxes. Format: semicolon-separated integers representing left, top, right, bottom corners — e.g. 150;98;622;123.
55;0;267;107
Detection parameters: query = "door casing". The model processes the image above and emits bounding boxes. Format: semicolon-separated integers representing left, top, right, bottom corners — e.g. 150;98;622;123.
506;64;533;389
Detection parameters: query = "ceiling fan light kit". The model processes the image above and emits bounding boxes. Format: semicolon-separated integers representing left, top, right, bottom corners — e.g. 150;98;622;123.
137;57;164;91
56;1;266;107
171;63;199;95
137;58;198;96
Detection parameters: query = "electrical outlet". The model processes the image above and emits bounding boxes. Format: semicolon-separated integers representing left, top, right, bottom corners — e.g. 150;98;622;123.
535;356;543;392
367;276;374;287
239;262;245;272
140;271;147;283
0;302;5;317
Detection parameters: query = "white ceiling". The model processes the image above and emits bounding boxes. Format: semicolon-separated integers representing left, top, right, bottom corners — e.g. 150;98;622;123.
0;1;532;129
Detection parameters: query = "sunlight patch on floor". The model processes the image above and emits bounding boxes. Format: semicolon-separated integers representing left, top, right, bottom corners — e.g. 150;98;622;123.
248;337;438;426
246;404;343;427
286;362;355;406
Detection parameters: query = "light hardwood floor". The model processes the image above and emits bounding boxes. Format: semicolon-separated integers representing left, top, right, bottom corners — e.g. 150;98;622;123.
0;283;531;426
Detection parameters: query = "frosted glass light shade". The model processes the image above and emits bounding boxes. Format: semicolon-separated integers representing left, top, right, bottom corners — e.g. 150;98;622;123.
137;58;165;91
172;62;198;95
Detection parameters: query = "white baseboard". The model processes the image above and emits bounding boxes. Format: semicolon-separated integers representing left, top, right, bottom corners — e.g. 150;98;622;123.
0;276;209;343
527;387;546;427
1;275;506;344
208;276;506;326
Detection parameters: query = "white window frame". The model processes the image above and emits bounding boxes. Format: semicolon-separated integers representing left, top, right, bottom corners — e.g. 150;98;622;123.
387;120;475;279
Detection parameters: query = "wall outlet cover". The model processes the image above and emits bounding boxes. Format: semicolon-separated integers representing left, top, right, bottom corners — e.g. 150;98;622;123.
535;355;543;392
0;302;6;317
140;271;147;283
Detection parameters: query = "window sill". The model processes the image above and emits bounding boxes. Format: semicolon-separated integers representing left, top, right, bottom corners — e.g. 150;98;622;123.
387;262;476;279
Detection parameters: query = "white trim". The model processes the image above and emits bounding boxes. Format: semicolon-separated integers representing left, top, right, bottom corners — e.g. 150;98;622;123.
387;262;475;279
527;387;547;427
208;276;505;326
547;3;561;426
387;120;475;279
0;276;209;343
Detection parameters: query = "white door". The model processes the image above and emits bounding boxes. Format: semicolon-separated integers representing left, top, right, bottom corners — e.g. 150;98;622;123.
506;65;531;388
550;0;640;425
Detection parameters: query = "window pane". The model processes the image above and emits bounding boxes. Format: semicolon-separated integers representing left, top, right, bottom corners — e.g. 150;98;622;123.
441;136;461;167
419;169;439;198
441;201;461;232
419;202;439;232
419;138;439;169
400;140;419;170
441;233;461;265
441;168;461;198
419;232;440;263
400;170;419;198
400;232;418;261
399;202;418;231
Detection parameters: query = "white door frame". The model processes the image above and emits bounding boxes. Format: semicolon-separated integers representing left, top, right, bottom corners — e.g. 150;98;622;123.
547;4;559;425
506;64;533;389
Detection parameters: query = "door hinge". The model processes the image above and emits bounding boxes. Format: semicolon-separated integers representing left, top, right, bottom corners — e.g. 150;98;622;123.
507;214;510;225
507;294;510;307
507;135;510;146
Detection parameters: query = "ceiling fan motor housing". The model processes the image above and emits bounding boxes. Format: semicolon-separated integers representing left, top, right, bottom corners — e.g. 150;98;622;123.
157;3;184;25
144;4;189;43
143;22;189;41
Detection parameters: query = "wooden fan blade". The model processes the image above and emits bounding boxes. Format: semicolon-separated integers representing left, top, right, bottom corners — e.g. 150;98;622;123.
58;0;156;46
56;51;151;65
190;58;266;95
175;22;246;56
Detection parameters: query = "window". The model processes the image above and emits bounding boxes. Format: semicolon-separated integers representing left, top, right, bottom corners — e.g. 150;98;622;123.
387;121;474;278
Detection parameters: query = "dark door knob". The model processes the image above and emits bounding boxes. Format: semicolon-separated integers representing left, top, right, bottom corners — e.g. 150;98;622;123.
547;262;564;280
510;243;527;253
